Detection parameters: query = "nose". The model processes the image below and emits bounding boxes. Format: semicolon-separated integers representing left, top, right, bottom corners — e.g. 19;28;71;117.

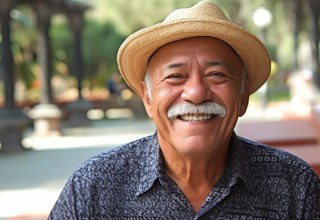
181;74;212;104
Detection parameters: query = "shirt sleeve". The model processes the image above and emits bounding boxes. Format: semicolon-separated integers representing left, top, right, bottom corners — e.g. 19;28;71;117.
302;174;320;219
48;175;82;220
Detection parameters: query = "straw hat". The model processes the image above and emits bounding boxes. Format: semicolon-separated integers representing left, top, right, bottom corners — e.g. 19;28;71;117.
117;0;271;95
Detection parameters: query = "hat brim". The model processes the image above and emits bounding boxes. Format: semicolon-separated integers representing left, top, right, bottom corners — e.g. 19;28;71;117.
117;18;271;95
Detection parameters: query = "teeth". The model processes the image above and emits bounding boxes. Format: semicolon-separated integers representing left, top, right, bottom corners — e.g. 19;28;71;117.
180;114;213;121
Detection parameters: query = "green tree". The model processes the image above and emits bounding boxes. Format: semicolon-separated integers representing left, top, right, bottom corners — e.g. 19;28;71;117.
5;0;318;100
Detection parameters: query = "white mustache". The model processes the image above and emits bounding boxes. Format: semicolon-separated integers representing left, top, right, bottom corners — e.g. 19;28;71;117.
167;102;226;120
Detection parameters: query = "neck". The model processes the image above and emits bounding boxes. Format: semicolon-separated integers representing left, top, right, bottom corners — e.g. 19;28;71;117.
164;147;228;187
161;142;229;212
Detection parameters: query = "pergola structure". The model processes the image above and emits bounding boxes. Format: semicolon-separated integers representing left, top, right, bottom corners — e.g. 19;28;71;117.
0;0;91;152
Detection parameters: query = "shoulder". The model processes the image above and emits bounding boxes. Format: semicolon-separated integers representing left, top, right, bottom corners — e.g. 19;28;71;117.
70;134;156;186
80;134;154;171
236;136;320;215
49;135;158;217
237;135;317;176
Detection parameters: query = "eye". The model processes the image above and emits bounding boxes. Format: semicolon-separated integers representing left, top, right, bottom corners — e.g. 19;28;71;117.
206;71;225;77
163;73;186;84
205;72;228;83
166;73;183;79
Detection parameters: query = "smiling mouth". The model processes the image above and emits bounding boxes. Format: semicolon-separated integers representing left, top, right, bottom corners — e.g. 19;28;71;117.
178;114;216;121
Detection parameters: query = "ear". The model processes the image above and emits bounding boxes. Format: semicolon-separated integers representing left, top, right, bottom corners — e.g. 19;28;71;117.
140;81;153;118
239;83;249;117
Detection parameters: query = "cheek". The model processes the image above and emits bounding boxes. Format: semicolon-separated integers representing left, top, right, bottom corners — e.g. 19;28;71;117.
150;86;179;117
211;84;243;112
155;84;182;103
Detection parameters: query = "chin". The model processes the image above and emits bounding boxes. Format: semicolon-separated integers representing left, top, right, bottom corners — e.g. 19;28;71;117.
174;137;216;155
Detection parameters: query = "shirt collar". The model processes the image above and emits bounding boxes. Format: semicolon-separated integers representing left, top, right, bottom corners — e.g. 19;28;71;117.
136;133;161;195
221;133;248;187
136;132;248;195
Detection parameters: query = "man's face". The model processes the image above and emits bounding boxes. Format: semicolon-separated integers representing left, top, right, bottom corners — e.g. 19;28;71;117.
141;37;249;156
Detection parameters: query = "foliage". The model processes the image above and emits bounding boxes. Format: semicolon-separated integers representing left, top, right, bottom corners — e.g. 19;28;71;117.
1;0;317;101
82;19;124;88
10;6;37;89
50;15;73;77
90;0;198;35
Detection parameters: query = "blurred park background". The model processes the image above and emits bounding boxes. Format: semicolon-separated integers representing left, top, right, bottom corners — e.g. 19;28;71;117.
0;0;320;219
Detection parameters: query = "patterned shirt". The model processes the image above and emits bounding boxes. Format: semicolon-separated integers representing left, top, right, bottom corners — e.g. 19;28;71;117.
49;133;320;219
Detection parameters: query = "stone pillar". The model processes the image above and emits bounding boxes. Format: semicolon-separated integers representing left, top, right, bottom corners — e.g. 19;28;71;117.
291;0;302;70
68;8;85;101
0;0;30;152
65;7;92;126
28;1;62;136
35;1;53;104
0;0;15;109
307;0;320;88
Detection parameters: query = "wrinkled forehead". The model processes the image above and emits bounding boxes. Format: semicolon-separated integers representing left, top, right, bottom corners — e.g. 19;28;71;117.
148;36;244;73
148;36;244;66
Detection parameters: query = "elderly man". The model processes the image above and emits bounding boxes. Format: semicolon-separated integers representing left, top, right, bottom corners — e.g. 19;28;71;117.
49;1;320;219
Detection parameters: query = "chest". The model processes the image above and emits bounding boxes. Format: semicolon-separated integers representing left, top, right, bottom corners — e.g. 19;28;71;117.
85;181;297;219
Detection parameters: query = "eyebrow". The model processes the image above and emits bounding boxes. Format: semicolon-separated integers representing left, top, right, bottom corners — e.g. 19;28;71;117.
163;61;229;71
164;63;186;70
206;61;227;68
